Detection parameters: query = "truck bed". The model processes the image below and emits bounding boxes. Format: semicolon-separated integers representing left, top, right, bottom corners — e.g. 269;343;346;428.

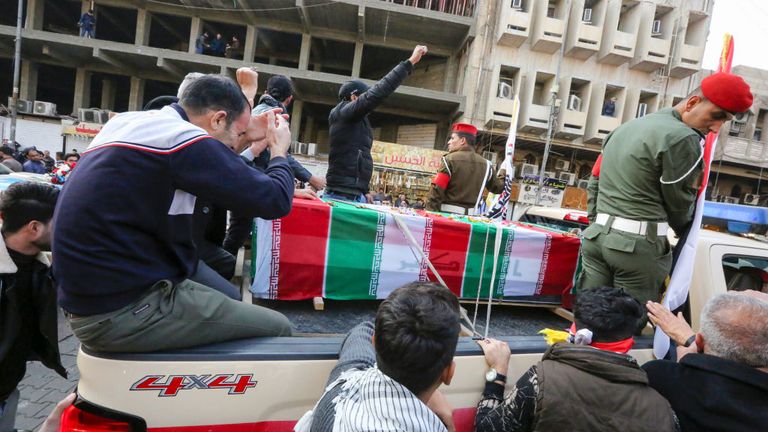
259;298;570;336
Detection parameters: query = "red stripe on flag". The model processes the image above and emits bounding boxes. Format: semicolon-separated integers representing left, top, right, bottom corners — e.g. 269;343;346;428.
275;199;331;300
425;214;471;296
515;223;581;296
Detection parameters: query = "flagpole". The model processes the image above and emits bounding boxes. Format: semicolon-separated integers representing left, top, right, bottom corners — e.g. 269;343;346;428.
534;0;571;206
9;0;24;145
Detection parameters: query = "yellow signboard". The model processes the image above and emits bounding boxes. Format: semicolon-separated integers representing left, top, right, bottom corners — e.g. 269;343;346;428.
61;122;103;138
371;140;445;174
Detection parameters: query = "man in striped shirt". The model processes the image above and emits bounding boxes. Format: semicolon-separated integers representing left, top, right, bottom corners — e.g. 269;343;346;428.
295;282;460;432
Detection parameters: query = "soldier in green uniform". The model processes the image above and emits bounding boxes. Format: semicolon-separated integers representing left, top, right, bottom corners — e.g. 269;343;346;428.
578;73;754;322
427;123;504;215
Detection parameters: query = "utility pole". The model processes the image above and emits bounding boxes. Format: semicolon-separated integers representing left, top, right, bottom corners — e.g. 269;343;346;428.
535;0;571;205
10;0;24;145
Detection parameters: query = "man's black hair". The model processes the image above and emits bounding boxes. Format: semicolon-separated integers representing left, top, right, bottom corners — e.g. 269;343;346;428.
375;281;460;396
0;146;14;157
179;74;249;127
266;75;294;102
0;182;59;234
456;132;476;146
574;286;643;342
63;153;80;161
143;95;179;111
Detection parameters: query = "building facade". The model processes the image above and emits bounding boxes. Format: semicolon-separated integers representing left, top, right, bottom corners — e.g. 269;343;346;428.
2;0;737;195
456;0;713;185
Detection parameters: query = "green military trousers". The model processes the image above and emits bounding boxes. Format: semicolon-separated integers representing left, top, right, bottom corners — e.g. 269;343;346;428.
576;219;673;327
68;279;292;352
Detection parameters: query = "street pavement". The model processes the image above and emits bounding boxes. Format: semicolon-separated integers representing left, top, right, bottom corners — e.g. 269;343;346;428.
14;309;79;431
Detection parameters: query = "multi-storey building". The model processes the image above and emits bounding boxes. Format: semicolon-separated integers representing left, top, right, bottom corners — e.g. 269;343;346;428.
0;0;717;191
709;65;768;204
459;0;713;184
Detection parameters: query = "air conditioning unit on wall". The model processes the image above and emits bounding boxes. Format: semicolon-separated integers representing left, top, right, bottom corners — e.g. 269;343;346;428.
33;101;57;116
7;97;34;114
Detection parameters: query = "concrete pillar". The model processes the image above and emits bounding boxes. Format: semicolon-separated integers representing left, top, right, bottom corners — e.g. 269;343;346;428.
100;79;116;110
81;1;91;14
188;16;202;54
72;68;92;112
135;8;151;46
352;40;364;78
761;112;768;143
298;34;311;70
435;121;450;150
302;115;315;143
444;55;457;93
19;61;38;101
243;25;257;63
25;0;45;30
128;77;145;111
290;100;304;140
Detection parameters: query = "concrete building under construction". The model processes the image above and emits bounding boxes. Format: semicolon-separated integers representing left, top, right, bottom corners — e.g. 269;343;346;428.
0;0;725;191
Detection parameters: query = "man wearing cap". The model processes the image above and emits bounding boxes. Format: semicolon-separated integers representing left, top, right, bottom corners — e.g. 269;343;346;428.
249;75;324;191
325;45;428;203
426;123;504;215
219;75;326;257
578;73;753;319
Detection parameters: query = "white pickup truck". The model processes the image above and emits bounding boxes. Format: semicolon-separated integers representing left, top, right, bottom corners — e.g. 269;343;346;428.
61;203;768;431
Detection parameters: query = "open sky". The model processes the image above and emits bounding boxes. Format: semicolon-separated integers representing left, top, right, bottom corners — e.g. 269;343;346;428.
702;0;768;71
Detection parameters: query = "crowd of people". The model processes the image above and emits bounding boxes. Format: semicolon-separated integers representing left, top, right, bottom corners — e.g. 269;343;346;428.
0;142;79;176
195;31;242;58
1;40;766;431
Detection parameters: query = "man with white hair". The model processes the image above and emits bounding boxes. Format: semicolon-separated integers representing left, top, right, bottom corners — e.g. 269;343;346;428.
644;292;768;431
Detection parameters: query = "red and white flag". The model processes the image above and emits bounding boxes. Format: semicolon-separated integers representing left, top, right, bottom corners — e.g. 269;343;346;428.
653;34;735;358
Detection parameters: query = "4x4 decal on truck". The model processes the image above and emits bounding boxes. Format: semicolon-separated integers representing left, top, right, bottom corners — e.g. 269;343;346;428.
130;374;258;397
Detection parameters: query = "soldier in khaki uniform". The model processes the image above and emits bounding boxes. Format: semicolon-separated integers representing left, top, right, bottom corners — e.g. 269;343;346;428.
578;73;754;322
427;123;504;215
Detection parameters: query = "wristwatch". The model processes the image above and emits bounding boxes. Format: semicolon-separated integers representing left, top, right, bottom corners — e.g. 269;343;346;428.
485;368;507;384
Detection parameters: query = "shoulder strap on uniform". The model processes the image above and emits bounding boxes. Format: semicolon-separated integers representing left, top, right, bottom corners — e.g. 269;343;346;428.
474;160;492;210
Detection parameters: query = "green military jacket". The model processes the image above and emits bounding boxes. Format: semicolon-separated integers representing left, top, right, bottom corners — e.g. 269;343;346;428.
587;108;704;233
426;147;504;211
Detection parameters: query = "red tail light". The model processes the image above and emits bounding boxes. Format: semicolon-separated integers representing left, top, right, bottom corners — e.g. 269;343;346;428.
59;404;132;431
564;212;589;224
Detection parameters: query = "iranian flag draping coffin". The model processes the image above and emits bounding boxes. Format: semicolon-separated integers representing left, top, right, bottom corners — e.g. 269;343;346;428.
251;199;581;301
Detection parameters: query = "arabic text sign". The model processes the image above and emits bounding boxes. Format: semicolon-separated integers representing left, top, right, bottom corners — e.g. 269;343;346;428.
517;176;566;208
371;140;445;173
61;122;103;138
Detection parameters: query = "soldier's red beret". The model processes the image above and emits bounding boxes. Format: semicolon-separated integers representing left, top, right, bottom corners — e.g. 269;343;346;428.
452;123;477;136
701;72;753;113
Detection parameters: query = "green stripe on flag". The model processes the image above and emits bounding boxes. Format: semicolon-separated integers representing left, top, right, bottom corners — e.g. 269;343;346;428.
461;223;512;300
325;202;381;300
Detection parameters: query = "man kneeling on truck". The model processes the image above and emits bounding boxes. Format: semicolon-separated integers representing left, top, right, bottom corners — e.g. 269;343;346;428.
295;282;460;432
475;286;679;432
52;75;295;353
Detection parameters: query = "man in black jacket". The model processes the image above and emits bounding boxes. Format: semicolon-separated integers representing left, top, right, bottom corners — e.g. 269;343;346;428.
0;182;65;431
325;45;428;203
644;292;768;431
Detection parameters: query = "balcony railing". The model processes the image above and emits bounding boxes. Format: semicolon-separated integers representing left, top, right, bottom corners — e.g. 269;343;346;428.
719;136;768;168
381;0;476;17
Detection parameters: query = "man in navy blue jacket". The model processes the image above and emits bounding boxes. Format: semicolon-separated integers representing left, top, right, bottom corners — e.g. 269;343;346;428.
52;75;295;352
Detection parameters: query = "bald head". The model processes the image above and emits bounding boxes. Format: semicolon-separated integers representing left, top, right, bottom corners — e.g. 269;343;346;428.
700;292;768;367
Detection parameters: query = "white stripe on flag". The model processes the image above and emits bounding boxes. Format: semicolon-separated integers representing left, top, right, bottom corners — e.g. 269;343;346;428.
502;226;547;296
375;213;428;299
251;218;274;298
